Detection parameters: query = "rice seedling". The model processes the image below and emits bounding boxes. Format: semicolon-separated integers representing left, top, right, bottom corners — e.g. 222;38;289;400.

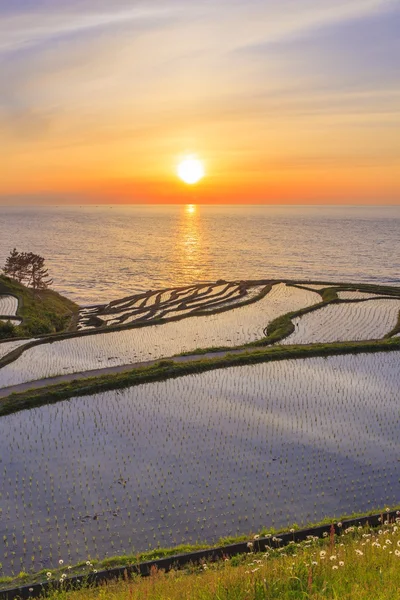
76;282;265;330
282;299;400;345
0;339;35;360
336;290;390;300
0;351;398;576
0;295;19;316
0;283;319;387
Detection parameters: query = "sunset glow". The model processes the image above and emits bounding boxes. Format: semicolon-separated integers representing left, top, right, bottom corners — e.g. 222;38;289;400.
0;1;399;205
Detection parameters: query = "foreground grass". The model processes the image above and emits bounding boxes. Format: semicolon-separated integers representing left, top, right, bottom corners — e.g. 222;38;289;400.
24;516;400;600
2;507;396;591
0;275;78;337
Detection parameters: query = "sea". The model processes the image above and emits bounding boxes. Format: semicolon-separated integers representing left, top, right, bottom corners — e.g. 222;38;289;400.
0;204;399;305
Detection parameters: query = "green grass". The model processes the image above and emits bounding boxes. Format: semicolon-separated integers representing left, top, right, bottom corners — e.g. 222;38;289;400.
6;511;400;599
0;275;78;338
0;283;274;365
1;338;399;417
288;280;400;297
1;279;398;357
176;282;400;355
1;507;398;593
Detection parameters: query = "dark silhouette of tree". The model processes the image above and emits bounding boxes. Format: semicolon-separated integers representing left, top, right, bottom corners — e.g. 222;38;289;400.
26;252;53;293
2;249;53;292
3;248;27;282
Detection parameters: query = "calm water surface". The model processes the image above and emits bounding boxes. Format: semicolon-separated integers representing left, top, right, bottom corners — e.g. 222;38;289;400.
0;353;398;573
0;205;399;304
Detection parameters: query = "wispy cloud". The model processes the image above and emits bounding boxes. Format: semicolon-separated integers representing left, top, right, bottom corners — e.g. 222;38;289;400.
0;2;184;52
0;0;399;202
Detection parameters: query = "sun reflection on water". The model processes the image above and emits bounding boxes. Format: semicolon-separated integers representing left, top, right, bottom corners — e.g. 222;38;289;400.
185;204;196;215
175;204;209;282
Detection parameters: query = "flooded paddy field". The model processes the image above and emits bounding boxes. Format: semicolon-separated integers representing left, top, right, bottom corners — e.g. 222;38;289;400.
0;351;399;574
283;299;400;345
0;339;34;361
0;295;18;317
77;282;267;330
0;284;319;387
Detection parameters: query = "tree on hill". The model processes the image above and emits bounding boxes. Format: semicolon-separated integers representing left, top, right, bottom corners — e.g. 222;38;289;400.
2;249;53;292
3;248;26;282
26;252;53;293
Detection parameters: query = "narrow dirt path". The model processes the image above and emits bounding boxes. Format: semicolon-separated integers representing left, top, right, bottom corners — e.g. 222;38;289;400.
0;347;255;398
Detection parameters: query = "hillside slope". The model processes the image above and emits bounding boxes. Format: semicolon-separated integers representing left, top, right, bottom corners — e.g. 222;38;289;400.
0;274;78;338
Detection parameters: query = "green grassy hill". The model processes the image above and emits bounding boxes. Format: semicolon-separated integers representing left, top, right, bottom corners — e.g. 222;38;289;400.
0;274;78;338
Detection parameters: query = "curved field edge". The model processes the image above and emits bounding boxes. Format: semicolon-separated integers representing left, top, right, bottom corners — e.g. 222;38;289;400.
0;338;399;417
2;280;399;369
1;506;399;597
0;283;274;369
266;297;400;344
175;294;400;356
79;280;270;330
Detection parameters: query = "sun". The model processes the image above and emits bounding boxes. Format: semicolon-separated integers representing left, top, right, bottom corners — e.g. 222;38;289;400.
177;157;204;185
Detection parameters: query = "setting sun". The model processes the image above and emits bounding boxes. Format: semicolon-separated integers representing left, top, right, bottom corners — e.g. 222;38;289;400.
177;157;205;185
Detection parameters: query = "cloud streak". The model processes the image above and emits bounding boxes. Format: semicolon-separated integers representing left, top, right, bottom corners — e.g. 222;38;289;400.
0;0;399;203
0;2;185;52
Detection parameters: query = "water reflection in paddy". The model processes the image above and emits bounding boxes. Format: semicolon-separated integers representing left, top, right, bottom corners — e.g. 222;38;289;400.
0;352;399;574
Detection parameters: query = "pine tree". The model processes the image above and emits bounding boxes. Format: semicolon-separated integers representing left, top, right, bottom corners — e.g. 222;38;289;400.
2;249;53;291
25;252;53;293
3;248;23;281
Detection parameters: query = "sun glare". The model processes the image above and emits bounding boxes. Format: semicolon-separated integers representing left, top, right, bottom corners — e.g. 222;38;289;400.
177;157;204;185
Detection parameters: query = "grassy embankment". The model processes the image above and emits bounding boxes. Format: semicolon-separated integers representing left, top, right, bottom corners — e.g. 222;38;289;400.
1;337;399;417
4;511;400;599
175;282;400;355
0;282;274;367
0;279;399;416
1;280;398;360
0;275;78;338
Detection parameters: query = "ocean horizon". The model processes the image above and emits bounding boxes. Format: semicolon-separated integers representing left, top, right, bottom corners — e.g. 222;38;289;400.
1;204;399;304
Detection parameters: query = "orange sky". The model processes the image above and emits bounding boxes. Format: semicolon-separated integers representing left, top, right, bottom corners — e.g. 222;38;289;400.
1;1;399;204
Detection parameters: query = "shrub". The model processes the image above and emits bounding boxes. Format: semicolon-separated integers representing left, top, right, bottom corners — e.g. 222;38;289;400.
0;320;16;339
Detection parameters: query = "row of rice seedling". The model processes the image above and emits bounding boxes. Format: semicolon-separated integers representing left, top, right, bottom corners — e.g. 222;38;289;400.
0;294;18;316
337;290;388;300
199;285;266;312
77;282;266;330
0;339;33;360
0;351;398;575
282;299;400;345
0;284;319;387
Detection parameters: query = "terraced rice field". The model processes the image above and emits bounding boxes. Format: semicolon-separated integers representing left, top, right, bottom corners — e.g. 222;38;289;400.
281;299;400;345
0;294;18;316
77;282;266;330
0;339;33;360
0;284;319;387
0;352;399;574
336;290;388;300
